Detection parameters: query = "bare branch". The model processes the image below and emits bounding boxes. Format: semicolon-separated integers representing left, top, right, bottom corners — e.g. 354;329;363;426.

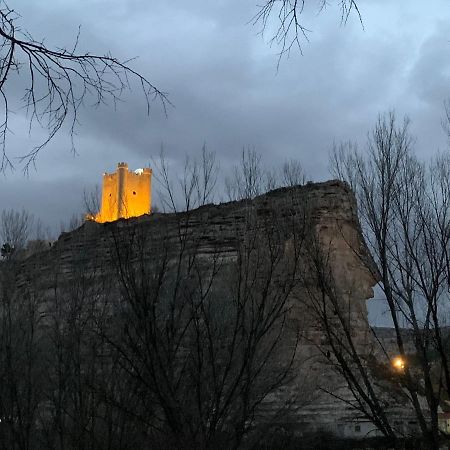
251;0;363;64
0;2;169;171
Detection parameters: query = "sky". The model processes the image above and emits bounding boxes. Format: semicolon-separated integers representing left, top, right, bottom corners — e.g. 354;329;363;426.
1;0;448;324
1;0;449;227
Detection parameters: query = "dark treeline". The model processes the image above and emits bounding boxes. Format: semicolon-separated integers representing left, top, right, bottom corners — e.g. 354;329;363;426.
0;149;309;450
3;113;450;449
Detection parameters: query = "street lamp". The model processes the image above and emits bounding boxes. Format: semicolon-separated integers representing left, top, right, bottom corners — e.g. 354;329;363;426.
392;356;406;372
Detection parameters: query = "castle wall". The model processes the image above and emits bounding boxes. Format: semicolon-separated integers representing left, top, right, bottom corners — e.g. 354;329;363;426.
95;163;152;223
122;168;152;219
98;173;118;223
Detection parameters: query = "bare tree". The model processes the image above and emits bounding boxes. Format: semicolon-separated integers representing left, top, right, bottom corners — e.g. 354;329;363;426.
152;145;219;213
39;255;142;450
59;213;83;234
0;2;167;171
100;158;309;449
225;148;306;201
225;147;266;201
196;144;219;206
83;185;101;220
0;235;46;449
252;0;362;61
282;159;305;187
0;208;34;253
303;234;398;442
328;111;450;448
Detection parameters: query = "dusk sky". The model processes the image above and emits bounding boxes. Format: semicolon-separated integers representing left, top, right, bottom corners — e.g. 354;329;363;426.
1;0;449;234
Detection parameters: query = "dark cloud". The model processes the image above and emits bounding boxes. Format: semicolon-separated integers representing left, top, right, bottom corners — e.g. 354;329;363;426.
0;0;446;329
0;0;449;231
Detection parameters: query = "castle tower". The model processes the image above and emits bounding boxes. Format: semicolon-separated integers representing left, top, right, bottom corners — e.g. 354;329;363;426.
93;162;152;223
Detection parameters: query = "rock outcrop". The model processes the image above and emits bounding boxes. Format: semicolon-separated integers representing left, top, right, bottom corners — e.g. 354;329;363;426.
11;180;380;439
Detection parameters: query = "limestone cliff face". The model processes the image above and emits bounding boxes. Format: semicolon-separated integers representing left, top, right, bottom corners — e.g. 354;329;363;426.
14;180;378;433
20;179;375;283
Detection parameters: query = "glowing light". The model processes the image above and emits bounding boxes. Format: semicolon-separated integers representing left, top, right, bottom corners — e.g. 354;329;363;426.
392;356;405;371
93;163;152;223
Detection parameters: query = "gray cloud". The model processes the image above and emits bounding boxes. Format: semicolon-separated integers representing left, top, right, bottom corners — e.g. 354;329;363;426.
0;0;449;230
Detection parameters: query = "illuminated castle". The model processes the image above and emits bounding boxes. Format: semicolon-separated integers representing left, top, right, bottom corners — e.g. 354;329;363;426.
93;162;152;223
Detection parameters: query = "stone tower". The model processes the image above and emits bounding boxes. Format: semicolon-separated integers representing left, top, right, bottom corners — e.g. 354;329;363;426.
94;162;152;223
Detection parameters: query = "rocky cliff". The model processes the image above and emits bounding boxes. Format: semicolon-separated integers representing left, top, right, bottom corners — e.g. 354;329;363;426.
18;179;376;289
11;180;380;441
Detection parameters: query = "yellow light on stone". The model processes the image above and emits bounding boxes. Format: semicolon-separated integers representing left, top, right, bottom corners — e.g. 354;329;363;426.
93;162;152;223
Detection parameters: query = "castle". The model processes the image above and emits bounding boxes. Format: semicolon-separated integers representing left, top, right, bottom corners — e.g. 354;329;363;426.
94;162;152;223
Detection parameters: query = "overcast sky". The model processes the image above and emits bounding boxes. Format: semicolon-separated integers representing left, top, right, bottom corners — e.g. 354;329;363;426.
1;0;449;231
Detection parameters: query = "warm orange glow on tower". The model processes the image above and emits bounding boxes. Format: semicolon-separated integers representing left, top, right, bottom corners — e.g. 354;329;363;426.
93;162;152;223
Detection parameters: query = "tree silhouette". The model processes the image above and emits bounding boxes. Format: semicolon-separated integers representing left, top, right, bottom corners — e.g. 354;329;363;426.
0;2;168;171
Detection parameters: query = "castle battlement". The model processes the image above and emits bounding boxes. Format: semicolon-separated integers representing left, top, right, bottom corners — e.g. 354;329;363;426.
93;162;152;223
